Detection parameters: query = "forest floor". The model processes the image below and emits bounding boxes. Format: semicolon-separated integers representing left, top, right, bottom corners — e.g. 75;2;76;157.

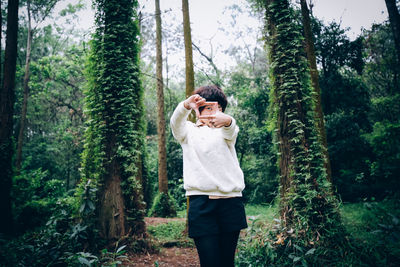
125;217;200;267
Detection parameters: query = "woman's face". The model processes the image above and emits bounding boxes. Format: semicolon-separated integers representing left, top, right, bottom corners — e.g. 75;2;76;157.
199;103;222;126
199;102;221;119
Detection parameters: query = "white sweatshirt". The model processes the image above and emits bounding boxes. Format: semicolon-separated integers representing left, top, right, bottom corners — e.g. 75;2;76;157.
170;101;245;197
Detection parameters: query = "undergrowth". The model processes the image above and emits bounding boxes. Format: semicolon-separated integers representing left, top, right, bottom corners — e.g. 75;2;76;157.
236;199;400;266
147;220;194;248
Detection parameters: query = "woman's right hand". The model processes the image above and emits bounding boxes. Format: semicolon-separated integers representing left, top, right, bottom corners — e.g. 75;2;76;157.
184;94;206;118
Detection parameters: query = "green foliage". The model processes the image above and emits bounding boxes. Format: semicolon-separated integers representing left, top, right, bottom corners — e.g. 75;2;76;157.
368;121;400;193
0;194;94;266
313;20;373;201
148;192;177;218
315;20;400;200
147;220;193;248
225;61;278;204
12;167;69;232
362;22;400;198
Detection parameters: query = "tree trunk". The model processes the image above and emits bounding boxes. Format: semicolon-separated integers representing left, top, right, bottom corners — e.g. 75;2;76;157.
99;136;127;239
300;0;332;183
82;0;147;244
16;0;33;172
182;0;195;122
0;0;2;88
385;0;400;65
265;0;343;249
0;0;19;236
155;0;168;194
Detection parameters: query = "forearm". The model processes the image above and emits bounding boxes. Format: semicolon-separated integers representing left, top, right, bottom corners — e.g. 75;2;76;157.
170;101;191;142
221;116;239;141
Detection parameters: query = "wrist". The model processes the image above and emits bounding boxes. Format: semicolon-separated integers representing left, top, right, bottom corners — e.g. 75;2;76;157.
183;100;190;110
225;117;232;127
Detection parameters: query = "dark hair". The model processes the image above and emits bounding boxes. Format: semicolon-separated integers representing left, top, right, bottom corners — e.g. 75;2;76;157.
193;85;228;112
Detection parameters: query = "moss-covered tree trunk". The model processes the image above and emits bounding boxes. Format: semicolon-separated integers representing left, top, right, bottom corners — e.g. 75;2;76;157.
263;0;347;263
81;0;146;244
300;0;332;184
0;0;19;236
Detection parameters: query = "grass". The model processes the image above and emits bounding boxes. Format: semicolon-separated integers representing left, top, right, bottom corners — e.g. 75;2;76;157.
147;220;194;248
245;203;277;221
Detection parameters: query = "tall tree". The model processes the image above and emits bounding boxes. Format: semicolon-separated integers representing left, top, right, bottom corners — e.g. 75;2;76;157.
15;0;59;172
260;0;348;264
81;0;147;243
0;0;20;235
385;0;400;65
152;0;175;217
0;0;2;87
300;0;332;183
182;0;195;111
155;0;167;197
16;0;33;172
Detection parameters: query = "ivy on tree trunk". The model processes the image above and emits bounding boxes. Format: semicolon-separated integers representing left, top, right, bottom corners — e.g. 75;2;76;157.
262;0;349;263
79;0;147;245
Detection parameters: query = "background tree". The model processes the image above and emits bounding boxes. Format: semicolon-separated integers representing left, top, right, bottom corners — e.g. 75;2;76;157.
0;0;20;236
80;0;147;244
362;22;400;196
182;0;195;123
314;21;372;200
384;0;400;64
16;0;59;172
149;0;176;218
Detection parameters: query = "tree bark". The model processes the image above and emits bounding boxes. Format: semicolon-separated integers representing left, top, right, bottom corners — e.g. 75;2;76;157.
385;0;400;64
155;0;168;194
99;136;127;239
300;0;332;183
0;0;19;236
182;0;195;122
0;0;2;88
16;0;33;172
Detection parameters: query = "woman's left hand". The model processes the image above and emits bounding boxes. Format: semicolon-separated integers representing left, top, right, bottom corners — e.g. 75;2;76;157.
210;112;232;128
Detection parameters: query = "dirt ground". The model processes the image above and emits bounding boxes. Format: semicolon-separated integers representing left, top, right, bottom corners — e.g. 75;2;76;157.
124;217;200;267
126;247;199;267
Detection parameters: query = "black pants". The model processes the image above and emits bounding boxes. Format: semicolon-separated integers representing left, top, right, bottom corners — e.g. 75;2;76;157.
193;231;240;267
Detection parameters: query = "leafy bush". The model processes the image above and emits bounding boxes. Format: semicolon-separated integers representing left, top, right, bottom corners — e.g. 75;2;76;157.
12;168;67;232
0;194;96;266
148;192;177;218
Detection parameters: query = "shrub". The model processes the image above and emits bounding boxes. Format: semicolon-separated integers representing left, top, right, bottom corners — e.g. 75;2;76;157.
148;192;177;218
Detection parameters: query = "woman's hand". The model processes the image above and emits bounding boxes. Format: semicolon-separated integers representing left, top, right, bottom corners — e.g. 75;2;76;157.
210;112;232;128
184;94;206;118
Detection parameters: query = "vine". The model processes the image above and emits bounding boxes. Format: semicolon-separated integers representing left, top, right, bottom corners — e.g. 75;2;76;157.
78;0;147;244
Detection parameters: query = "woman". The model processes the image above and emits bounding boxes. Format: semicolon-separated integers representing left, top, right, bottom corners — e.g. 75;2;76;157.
170;85;247;267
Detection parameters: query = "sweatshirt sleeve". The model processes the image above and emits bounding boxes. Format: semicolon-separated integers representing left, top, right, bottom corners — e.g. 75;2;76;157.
170;101;192;143
221;116;239;142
